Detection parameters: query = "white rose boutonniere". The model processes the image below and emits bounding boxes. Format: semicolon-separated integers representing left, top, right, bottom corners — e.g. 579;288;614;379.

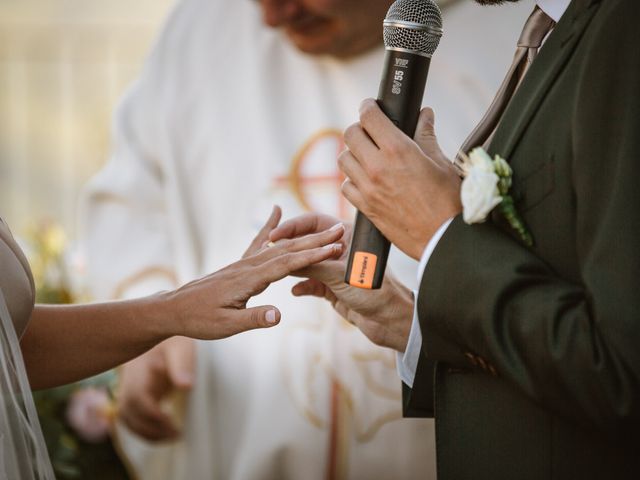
458;147;533;246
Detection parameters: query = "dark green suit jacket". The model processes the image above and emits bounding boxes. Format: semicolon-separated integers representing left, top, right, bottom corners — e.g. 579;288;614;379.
405;0;640;478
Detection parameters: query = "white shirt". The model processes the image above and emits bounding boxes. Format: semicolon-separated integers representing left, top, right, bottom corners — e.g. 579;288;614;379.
537;0;572;22
398;0;572;387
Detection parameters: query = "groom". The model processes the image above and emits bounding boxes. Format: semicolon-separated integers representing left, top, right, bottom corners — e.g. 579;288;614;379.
273;0;640;477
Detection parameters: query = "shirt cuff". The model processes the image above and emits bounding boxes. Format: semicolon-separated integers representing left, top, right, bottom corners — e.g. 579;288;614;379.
417;217;454;283
396;218;454;388
395;291;423;388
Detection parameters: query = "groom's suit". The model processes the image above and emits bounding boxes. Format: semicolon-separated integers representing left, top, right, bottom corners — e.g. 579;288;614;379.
405;0;640;478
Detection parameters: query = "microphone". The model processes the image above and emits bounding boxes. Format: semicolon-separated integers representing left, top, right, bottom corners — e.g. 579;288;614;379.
344;0;444;290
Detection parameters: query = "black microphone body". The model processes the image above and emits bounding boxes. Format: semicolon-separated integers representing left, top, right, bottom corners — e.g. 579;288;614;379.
345;50;432;290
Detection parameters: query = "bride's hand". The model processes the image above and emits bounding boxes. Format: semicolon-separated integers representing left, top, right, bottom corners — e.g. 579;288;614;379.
163;207;345;340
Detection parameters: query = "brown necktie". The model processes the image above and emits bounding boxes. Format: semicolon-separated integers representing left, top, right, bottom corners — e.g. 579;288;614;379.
456;6;556;160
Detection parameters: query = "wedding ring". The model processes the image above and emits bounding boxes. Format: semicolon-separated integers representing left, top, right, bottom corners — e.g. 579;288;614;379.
266;241;276;248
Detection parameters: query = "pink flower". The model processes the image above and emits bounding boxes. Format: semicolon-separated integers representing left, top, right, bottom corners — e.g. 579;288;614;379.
66;387;113;443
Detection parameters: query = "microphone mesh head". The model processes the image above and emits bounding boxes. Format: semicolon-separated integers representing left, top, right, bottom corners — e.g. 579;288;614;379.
383;0;443;57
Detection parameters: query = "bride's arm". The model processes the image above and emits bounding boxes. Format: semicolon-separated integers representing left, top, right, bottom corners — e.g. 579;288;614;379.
20;223;344;390
23;295;176;389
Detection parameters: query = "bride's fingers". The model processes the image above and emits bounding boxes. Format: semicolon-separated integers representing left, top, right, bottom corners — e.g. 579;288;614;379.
253;244;343;289
288;257;344;285
242;205;282;258
251;223;345;265
213;306;282;339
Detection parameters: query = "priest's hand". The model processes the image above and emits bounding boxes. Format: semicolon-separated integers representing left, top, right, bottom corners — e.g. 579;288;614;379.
270;213;414;352
117;337;194;441
340;99;462;260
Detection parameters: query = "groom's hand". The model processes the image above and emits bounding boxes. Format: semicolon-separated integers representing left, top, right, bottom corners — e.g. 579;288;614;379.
270;214;414;352
340;99;462;260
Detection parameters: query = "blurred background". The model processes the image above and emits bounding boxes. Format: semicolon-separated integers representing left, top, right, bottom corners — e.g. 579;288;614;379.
0;1;173;477
0;0;173;237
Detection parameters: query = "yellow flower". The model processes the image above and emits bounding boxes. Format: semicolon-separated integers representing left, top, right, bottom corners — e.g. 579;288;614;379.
42;224;67;257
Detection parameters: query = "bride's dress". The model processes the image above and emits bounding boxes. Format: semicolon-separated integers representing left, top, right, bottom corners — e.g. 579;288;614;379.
0;219;55;479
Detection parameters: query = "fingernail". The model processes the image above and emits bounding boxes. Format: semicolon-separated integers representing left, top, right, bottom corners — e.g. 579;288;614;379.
323;243;341;251
330;223;344;232
265;310;278;324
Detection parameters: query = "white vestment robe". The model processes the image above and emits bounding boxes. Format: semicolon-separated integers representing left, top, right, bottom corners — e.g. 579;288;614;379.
82;0;534;478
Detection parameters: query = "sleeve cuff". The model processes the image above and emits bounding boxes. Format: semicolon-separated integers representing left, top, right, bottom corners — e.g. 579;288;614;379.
417;217;454;283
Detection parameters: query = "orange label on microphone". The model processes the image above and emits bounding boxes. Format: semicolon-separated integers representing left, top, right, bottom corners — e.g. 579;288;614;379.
349;252;378;289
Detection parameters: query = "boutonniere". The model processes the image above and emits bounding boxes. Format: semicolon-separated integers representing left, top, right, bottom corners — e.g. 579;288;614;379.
457;147;533;247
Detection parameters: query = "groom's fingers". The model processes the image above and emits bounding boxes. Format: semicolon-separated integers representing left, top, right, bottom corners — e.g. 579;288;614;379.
269;213;322;242
242;205;282;258
291;279;328;298
358;98;403;152
293;280;343;318
341;179;366;214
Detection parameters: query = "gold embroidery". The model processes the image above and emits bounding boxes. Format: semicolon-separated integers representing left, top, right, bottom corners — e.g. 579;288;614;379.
111;266;177;300
280;318;404;442
352;352;401;402
324;366;403;443
288;128;346;213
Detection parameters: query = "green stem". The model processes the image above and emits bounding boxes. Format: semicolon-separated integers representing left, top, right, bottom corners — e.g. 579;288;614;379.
499;196;533;247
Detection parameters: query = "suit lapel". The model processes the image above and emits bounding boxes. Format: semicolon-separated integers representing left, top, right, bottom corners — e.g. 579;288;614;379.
489;0;601;160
